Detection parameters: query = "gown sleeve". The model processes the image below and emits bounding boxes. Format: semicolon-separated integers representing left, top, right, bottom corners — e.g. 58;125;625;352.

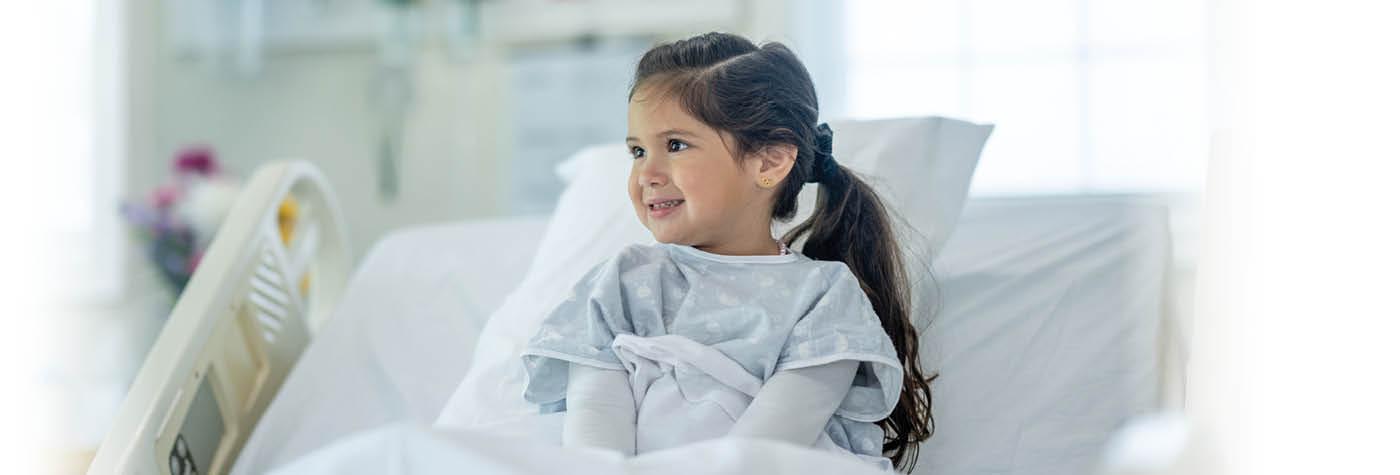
520;256;635;412
562;363;636;455
776;266;905;422
729;360;858;444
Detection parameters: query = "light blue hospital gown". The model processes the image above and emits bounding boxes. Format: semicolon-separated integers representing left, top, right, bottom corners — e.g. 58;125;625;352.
521;243;903;471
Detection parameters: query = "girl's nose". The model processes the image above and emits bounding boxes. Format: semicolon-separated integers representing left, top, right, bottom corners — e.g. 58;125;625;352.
637;156;669;188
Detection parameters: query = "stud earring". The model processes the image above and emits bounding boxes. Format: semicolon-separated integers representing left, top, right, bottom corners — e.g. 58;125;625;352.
759;177;775;188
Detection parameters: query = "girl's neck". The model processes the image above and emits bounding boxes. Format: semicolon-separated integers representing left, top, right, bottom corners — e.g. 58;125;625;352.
692;233;783;257
691;206;781;256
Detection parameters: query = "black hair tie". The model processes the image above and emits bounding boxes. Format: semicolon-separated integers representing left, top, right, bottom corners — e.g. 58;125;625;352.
808;122;838;183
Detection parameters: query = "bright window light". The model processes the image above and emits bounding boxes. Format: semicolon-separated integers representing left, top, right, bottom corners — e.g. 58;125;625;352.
843;0;1209;195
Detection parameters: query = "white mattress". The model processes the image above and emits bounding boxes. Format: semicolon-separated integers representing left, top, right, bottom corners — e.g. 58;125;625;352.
232;196;1172;475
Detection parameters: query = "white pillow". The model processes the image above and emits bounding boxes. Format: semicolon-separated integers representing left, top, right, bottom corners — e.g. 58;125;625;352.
436;116;992;429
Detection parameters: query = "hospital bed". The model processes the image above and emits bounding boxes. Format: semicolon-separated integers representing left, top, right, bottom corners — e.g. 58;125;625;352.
90;158;1182;474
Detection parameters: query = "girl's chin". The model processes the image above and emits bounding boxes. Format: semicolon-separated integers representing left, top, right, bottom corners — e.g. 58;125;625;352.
649;232;685;244
645;226;689;245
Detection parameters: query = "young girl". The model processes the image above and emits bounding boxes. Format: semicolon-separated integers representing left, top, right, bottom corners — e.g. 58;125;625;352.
520;32;934;472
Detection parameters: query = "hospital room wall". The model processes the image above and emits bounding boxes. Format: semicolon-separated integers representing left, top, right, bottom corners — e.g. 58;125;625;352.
139;9;506;265
78;1;519;408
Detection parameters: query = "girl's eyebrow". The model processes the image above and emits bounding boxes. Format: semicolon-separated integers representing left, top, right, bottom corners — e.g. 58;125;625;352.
626;129;701;143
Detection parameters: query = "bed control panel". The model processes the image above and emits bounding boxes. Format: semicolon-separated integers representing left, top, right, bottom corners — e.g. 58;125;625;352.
164;372;225;475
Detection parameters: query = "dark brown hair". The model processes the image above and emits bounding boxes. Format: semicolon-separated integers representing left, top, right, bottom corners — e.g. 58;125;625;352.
629;32;935;472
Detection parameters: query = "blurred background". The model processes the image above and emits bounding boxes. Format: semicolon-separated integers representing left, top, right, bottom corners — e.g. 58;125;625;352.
24;0;1215;471
6;0;1397;473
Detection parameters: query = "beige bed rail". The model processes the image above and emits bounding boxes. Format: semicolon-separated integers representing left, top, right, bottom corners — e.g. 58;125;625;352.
89;161;350;475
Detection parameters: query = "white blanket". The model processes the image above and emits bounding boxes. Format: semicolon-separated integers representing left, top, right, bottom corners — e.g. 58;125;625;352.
269;422;887;475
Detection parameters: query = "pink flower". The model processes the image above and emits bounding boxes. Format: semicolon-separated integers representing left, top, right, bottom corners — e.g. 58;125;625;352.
174;146;220;177
151;185;181;210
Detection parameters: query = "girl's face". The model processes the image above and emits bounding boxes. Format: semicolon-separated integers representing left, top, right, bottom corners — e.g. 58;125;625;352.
626;90;788;254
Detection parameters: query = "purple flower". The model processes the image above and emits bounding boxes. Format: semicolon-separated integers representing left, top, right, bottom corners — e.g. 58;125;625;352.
119;202;157;228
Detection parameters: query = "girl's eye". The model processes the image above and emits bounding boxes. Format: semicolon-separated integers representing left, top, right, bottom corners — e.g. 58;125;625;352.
630;146;645;159
668;139;689;153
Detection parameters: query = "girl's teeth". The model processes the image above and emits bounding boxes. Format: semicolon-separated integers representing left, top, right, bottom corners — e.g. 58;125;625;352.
652;200;682;209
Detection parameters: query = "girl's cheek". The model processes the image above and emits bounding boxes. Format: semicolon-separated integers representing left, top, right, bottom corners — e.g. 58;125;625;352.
627;170;642;196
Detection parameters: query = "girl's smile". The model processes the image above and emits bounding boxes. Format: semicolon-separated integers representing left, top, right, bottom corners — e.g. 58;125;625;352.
644;197;685;219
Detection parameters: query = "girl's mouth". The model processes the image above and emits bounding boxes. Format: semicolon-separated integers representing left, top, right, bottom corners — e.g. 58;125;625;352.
647;199;684;218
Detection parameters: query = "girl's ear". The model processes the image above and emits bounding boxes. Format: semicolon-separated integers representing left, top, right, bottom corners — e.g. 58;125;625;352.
750;143;797;188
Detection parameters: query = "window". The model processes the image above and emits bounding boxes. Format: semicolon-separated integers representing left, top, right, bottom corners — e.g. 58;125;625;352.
843;0;1209;194
15;1;126;302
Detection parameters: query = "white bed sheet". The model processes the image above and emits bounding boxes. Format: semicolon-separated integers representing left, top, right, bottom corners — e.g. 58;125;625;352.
920;196;1170;475
233;196;1171;475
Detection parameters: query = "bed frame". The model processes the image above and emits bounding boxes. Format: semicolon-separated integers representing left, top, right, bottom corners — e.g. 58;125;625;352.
88;161;351;475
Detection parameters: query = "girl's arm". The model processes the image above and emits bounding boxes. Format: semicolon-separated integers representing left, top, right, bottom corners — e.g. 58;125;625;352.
729;360;859;444
563;363;637;455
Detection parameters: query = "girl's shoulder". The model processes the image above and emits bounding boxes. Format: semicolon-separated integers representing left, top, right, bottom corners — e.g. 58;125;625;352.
807;259;865;293
580;243;677;279
567;243;668;287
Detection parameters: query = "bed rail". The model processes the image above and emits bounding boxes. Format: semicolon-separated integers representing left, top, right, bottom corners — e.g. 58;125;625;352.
89;161;350;475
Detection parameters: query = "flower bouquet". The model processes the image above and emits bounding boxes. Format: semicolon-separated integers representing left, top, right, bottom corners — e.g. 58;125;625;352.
121;146;242;294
